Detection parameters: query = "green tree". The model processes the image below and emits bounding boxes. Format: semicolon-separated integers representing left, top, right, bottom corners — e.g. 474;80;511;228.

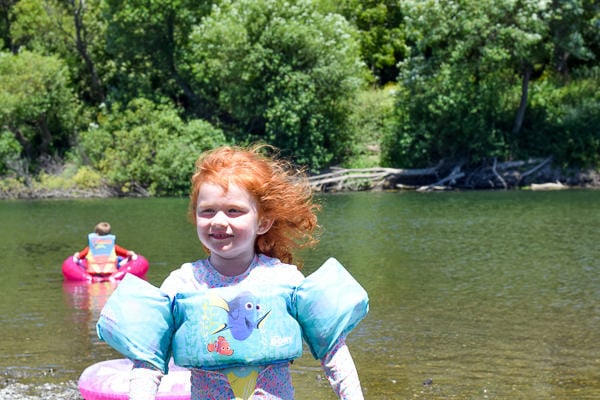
10;0;108;104
77;98;227;196
9;0;55;52
55;0;107;104
320;0;407;85
102;0;213;113
0;0;19;52
187;0;366;170
383;0;599;168
0;50;82;169
550;0;599;77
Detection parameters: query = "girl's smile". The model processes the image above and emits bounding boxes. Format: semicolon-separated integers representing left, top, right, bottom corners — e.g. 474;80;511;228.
209;233;234;240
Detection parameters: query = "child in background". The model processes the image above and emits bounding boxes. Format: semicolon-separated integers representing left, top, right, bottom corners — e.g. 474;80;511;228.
107;145;366;399
75;222;136;275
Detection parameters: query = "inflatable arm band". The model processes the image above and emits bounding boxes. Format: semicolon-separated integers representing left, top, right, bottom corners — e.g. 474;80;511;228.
96;274;174;373
294;257;369;360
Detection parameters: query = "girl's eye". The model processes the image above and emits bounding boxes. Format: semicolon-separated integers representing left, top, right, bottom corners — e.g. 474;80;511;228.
227;208;246;216
245;302;253;310
255;304;261;311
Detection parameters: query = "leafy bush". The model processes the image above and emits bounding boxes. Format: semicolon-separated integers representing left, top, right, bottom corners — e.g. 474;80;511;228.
72;166;105;189
344;84;396;168
0;130;21;175
77;98;227;196
522;68;600;168
0;177;26;198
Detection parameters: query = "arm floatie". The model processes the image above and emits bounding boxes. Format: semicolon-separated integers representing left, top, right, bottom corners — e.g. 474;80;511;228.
172;284;303;370
294;258;369;360
96;274;174;373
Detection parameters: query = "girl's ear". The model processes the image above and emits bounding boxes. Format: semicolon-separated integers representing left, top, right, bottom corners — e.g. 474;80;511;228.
257;217;274;235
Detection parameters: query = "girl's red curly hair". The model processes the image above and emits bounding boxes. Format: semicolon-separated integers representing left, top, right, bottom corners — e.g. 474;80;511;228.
189;145;319;266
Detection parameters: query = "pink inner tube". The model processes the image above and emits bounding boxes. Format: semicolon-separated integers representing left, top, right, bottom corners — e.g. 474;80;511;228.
62;255;149;282
78;359;190;400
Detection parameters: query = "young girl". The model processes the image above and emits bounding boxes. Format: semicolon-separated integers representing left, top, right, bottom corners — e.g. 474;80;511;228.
102;145;366;399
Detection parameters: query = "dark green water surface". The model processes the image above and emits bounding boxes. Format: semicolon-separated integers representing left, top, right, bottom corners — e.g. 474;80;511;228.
1;190;599;399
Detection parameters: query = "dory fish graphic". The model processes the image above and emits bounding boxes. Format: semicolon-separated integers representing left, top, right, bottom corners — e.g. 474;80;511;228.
210;291;271;341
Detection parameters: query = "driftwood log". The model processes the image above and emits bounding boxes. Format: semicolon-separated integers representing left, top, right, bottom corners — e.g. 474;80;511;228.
308;166;439;192
307;156;587;192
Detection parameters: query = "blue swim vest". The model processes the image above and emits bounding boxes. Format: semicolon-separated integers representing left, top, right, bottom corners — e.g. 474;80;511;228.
172;282;303;370
87;233;118;274
96;257;369;373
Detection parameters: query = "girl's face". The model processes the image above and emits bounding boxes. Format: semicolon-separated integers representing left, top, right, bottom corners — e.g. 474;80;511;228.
196;183;272;276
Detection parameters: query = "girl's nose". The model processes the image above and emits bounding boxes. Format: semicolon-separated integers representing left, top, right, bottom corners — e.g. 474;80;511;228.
211;211;228;227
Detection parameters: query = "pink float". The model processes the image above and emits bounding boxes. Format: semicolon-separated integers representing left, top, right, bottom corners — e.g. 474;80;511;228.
78;359;190;400
62;254;149;282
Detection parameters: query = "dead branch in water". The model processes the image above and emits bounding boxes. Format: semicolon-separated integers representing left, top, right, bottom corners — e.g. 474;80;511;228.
307;156;580;192
308;166;439;192
416;165;465;192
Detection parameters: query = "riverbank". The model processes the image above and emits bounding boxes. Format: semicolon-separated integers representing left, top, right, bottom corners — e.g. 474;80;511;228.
309;158;600;192
1;161;599;199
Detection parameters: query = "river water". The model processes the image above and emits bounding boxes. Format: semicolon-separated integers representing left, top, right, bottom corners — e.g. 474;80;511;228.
1;190;599;399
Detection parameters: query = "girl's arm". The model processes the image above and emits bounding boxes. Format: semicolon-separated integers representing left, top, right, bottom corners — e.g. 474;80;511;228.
129;361;164;400
320;337;364;400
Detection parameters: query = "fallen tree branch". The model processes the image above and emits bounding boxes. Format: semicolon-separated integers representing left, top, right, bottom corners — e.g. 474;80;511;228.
416;165;464;192
519;156;552;183
492;157;507;190
304;156;591;192
309;167;438;192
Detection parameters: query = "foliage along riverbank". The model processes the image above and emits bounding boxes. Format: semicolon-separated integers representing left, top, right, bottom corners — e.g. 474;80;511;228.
1;0;599;200
1;158;599;200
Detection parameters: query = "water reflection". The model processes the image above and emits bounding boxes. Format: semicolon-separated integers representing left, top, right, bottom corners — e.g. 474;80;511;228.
62;281;118;336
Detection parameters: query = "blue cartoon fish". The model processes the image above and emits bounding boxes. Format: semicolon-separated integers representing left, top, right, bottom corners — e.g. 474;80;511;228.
210;291;271;341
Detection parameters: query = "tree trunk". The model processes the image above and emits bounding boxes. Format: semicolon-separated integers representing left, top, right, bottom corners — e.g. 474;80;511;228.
37;114;53;156
512;62;532;137
71;0;105;104
164;9;200;117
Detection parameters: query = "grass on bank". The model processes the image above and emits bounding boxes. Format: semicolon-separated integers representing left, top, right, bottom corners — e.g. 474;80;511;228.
0;165;113;199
